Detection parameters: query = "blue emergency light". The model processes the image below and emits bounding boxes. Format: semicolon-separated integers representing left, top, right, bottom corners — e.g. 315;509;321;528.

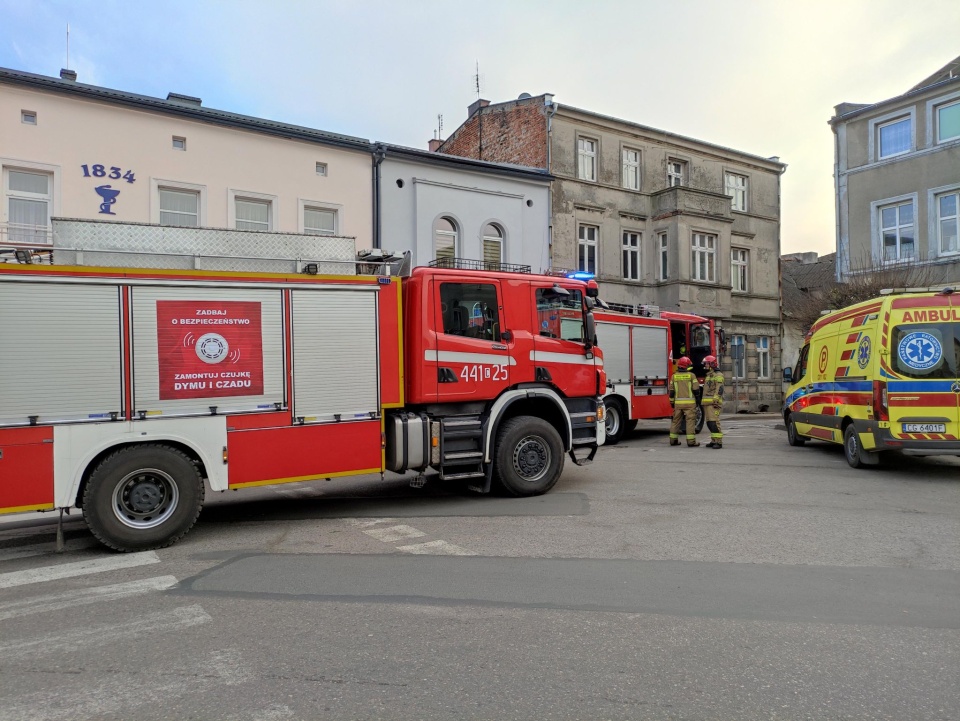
566;271;595;281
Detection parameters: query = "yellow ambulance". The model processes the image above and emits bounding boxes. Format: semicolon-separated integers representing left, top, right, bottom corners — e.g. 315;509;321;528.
783;288;960;468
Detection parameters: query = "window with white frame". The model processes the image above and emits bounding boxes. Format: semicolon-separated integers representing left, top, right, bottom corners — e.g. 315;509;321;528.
622;148;640;190
578;137;597;181
158;187;199;227
691;232;716;282
304;206;336;235
622;231;640;280
878;116;911;158
724;172;748;212
434;216;458;262
482;223;504;268
731;248;749;292
731;335;745;379
5;169;52;244
757;336;770;379
578;223;598;274
235;197;271;231
667;159;685;187
937;100;960;144
937;191;959;256
879;201;915;261
21;110;37;125
658;232;668;280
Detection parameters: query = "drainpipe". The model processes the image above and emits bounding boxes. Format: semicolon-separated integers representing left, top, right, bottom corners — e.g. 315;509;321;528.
372;143;386;249
544;95;558;271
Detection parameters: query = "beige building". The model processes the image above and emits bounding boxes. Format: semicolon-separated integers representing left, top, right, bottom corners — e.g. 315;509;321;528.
831;55;960;283
1;67;373;250
438;95;787;410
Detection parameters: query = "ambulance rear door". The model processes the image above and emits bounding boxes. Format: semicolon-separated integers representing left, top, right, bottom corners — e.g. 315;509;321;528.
885;312;960;443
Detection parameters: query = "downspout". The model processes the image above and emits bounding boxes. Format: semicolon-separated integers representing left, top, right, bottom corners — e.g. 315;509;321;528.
544;96;558;271
831;120;842;282
372;142;386;249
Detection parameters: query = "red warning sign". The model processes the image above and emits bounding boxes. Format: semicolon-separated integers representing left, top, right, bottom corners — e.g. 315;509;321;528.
156;300;264;400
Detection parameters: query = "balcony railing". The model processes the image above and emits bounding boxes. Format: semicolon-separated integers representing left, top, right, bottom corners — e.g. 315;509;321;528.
0;223;54;248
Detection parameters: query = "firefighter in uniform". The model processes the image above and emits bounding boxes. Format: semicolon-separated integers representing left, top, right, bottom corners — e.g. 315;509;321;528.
669;356;700;447
701;354;724;449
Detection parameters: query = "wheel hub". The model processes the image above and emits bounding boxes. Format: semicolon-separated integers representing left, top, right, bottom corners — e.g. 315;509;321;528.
514;437;550;482
112;468;180;529
127;480;164;512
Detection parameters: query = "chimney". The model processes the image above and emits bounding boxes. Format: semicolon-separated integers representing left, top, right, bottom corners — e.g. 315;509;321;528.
59;68;77;82
166;92;202;107
467;98;490;117
428;138;443;152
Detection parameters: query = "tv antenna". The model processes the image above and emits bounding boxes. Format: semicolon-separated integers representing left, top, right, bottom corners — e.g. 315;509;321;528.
66;23;70;69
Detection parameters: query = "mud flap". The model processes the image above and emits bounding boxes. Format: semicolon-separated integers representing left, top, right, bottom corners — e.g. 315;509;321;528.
569;444;598;467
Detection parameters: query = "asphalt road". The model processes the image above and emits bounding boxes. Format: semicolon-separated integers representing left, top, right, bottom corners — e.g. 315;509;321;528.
1;416;958;720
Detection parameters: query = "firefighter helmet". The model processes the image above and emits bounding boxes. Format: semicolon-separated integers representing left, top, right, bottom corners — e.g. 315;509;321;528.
677;356;693;370
703;355;719;370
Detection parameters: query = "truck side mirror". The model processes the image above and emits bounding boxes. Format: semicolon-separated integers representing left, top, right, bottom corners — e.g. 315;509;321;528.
782;367;792;383
584;312;596;351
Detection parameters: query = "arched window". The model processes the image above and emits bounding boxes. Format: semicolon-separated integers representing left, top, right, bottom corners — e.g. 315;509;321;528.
434;217;458;264
482;223;503;269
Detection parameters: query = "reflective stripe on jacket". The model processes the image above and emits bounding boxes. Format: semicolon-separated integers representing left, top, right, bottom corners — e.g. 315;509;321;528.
670;371;699;407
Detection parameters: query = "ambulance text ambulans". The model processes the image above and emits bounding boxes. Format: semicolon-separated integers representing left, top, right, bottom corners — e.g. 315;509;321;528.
782;288;960;468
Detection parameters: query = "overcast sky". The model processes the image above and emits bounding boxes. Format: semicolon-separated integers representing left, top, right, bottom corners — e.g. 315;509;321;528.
2;0;958;255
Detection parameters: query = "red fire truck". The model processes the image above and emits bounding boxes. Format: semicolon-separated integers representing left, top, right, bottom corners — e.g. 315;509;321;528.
594;304;719;444
0;260;604;551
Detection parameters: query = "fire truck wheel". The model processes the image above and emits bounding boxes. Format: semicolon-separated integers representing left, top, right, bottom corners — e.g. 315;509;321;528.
787;417;806;446
695;405;705;434
494;416;564;497
603;398;628;445
82;444;205;552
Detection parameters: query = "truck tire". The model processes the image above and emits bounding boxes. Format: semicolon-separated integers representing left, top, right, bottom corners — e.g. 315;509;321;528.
787;417;806;446
843;425;866;469
625;419;639;433
82;444;205;552
695;404;705;434
493;416;564;497
603;397;628;445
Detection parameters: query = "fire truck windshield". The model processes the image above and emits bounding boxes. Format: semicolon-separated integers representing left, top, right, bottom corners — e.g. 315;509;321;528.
537;288;585;342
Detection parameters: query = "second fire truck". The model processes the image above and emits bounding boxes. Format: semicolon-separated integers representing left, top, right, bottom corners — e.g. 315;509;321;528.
593;303;720;444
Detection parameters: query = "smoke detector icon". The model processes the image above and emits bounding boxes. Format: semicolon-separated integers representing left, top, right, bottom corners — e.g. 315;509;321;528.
195;333;229;364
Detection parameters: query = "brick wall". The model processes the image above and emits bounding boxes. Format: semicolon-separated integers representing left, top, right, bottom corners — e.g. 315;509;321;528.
438;100;547;169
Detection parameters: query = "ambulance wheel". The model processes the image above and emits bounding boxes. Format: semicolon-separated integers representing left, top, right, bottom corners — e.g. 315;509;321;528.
787;417;806;446
843;425;866;469
695;405;705;434
603;398;628;445
494;416;564;496
82;444;205;552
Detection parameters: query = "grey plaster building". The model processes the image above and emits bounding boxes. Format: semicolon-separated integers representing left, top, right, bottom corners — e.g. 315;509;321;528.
831;55;960;283
438;94;787;410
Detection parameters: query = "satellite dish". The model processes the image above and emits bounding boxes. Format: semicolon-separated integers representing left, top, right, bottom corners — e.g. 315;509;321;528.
518;92;532;100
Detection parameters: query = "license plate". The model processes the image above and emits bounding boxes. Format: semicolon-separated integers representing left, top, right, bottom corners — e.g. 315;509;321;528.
903;423;946;433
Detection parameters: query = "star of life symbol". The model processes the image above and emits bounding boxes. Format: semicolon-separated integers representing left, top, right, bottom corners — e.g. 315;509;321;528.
952;381;960;394
897;331;942;371
857;337;871;369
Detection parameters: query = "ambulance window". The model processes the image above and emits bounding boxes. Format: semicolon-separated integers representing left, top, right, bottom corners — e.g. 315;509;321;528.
439;283;501;342
536;288;584;342
795;345;810;381
891;324;959;379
